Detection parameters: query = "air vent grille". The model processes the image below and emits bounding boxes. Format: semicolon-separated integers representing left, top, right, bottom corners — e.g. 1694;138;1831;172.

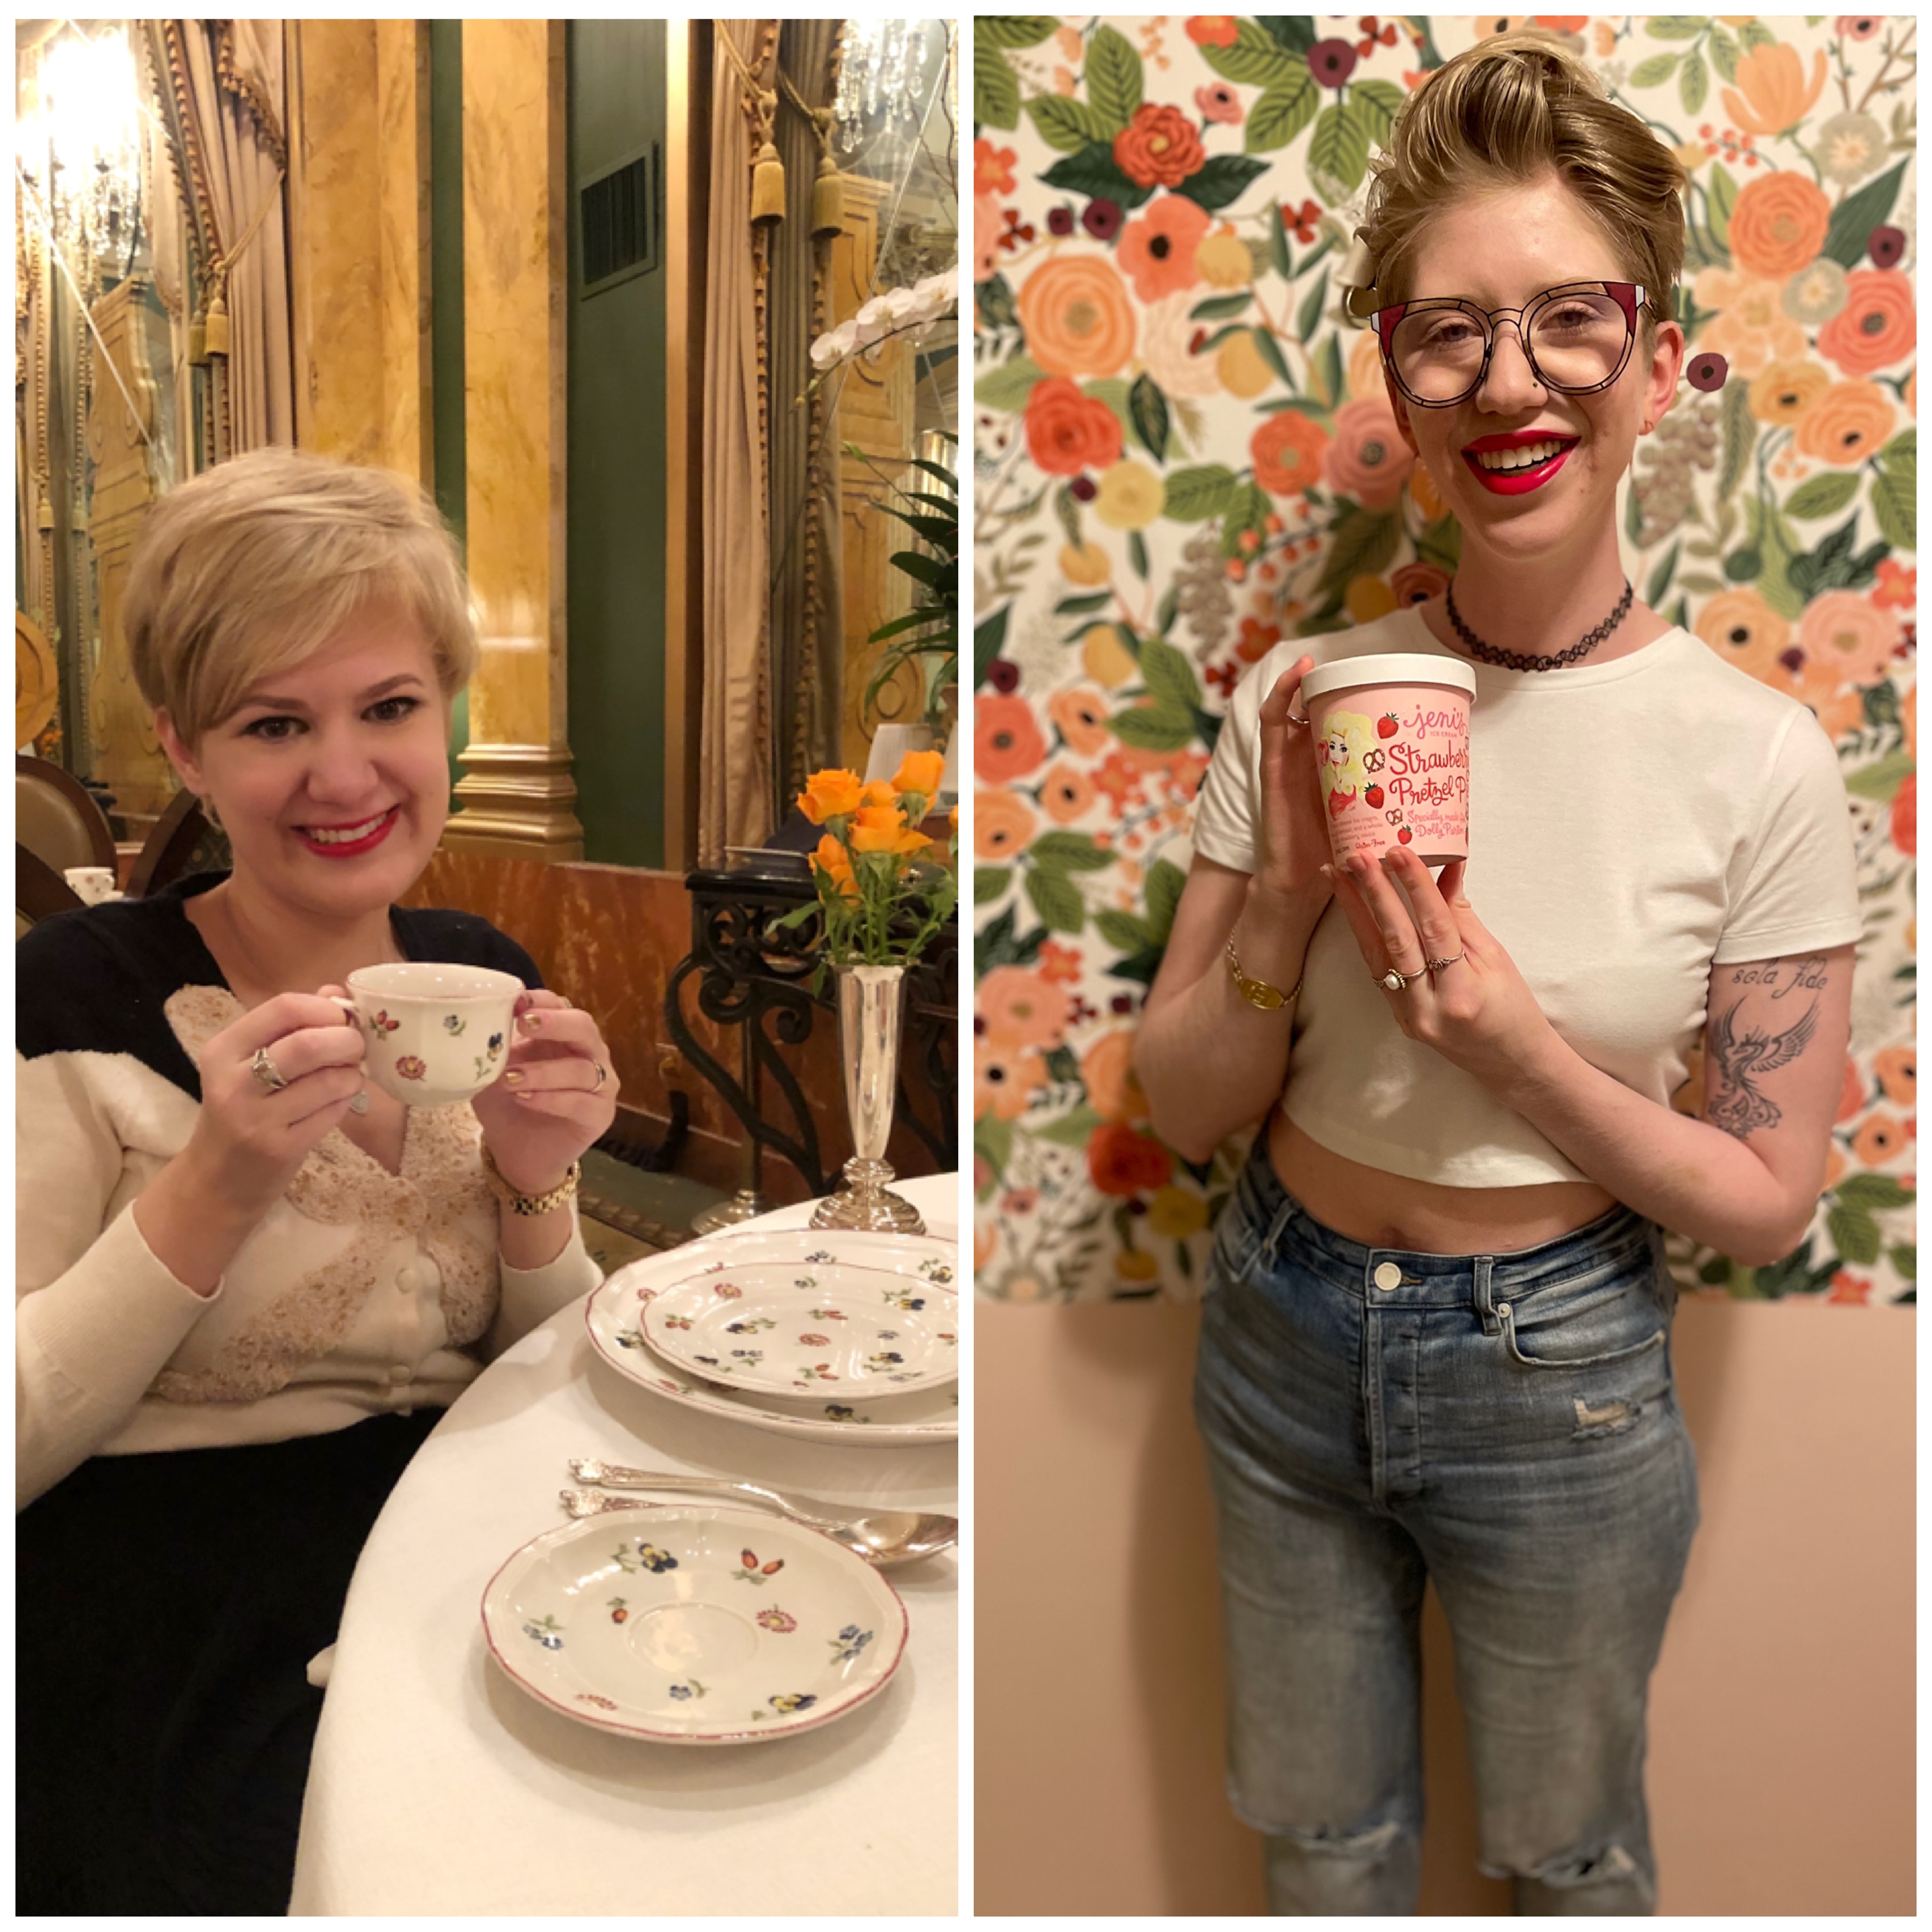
580;147;659;291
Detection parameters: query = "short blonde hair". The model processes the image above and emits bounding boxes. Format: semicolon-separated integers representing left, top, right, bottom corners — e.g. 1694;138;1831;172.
125;447;478;745
1359;28;1686;343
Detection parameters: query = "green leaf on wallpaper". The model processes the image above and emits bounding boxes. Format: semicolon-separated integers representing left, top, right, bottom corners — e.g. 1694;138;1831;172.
1030;828;1118;872
1295;269;1331;345
1246;68;1321;155
974;867;1012;905
974;1114;1012;1191
1828;1203;1883;1266
1035;1105;1108;1149
1705;161;1738;250
975;902;1046;976
1095;908;1152;952
1054;591;1115;616
1307;99;1371;203
1220;478;1273;556
1025;93;1110;154
1843;752;1915;803
1039;143;1154;211
1881;428;1916;465
1835;1174;1917;1213
1025;865;1088;935
1190;291;1255;321
1252;326;1295;391
1082;377;1133;441
1156;585;1180;634
1139;634;1203;711
1109;704;1197;751
1128;529;1150;579
1889;1243;1916;1282
980;16;1060;50
1717;379;1754;501
1258;16;1318;55
1200;19;1303;86
972;355;1046;416
1084;24;1143;135
1349;78;1405;149
1708;28;1741;83
1645;541;1680;607
1679;48;1709;115
1317;504;1403;595
1162;463;1236;522
1307;331;1345;411
1268;200;1293;281
975;37;1021;131
1783;471;1861;519
1789;514;1887;597
1180;154;1272;214
1821;159;1907;268
1645;16;1709;39
1628;53;1681;89
1873;444;1916;551
1417;513;1462;573
1129;373;1171;464
974;606;1010;691
1738;19;1775;50
1145;857;1187;944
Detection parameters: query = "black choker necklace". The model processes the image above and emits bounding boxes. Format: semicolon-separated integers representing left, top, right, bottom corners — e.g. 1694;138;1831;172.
1445;577;1634;671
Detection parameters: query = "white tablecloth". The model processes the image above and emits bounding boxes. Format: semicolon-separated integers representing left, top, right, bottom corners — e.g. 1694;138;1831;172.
290;1177;959;1916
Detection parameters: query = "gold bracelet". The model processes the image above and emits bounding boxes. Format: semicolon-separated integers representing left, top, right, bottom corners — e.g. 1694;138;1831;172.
479;1141;581;1217
1226;935;1304;1012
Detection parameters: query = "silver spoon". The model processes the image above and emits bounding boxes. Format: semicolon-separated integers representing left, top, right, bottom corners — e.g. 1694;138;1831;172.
564;1460;958;1567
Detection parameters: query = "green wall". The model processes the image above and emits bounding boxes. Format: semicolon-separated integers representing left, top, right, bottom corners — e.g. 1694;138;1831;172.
430;20;469;782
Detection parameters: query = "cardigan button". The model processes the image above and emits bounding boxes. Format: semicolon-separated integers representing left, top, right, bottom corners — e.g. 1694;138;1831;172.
398;1266;421;1294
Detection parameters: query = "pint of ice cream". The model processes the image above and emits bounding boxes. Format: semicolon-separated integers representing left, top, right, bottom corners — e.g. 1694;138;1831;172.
1298;654;1477;868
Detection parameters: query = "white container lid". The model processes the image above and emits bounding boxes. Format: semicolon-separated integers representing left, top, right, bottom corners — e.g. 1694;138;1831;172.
1299;652;1478;704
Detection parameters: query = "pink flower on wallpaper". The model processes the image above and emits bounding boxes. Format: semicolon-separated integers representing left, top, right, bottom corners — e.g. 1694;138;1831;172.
1326;398;1414;508
973;192;1005;284
980;966;1070;1051
1194;82;1242;124
973;140;1018;197
1137;289;1224;398
1115;196;1212;303
1800;590;1902;686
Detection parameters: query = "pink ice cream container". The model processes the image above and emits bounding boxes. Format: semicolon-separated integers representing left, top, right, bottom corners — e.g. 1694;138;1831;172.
1297;653;1477;868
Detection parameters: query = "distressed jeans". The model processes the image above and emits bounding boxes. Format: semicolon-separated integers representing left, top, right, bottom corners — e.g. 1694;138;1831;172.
1194;1140;1700;1915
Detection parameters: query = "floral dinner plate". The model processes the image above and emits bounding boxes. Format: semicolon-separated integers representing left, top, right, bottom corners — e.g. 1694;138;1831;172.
481;1505;908;1744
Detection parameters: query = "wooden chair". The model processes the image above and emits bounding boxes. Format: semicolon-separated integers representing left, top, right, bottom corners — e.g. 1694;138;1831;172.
17;843;85;933
126;787;231;899
15;754;117;877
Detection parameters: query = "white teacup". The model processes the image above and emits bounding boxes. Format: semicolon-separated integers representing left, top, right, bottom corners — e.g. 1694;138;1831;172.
344;962;525;1106
64;866;121;906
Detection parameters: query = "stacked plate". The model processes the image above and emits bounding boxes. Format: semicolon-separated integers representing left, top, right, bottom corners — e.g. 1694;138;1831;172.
584;1228;960;1446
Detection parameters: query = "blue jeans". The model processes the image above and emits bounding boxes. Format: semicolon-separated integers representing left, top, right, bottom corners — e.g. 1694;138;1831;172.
1193;1141;1699;1915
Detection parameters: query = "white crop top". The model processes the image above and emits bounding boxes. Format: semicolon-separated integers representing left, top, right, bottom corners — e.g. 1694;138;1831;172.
1191;606;1864;1187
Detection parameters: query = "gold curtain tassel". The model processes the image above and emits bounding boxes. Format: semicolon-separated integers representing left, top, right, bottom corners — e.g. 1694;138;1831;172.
36;491;55;531
749;141;786;223
204;289;231;358
187;313;209;365
810;153;844;238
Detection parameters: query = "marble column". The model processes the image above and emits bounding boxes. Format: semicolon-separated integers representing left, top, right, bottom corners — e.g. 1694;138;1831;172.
447;18;583;861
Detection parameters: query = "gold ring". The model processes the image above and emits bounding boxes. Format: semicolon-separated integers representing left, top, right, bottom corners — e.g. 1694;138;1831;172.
250;1046;290;1092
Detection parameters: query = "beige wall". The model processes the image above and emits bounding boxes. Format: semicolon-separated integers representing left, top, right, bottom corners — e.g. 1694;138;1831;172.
976;1300;1913;1916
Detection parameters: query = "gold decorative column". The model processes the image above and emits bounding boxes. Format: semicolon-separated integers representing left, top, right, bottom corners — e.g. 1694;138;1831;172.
85;277;172;821
446;18;582;860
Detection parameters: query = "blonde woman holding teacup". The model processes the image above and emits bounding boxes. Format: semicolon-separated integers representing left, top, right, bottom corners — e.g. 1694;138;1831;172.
16;449;618;1914
1135;32;1860;1915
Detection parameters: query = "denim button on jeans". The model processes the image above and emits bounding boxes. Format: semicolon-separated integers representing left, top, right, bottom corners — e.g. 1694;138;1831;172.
1194;1140;1700;1916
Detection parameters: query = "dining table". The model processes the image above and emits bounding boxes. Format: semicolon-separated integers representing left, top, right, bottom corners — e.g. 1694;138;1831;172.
288;1174;959;1917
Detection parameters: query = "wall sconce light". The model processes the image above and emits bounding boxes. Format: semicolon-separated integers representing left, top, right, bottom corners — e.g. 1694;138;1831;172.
15;24;144;284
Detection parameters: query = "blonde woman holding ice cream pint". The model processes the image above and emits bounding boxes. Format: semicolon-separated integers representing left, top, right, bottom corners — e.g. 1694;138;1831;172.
16;449;619;1913
1137;30;1859;1917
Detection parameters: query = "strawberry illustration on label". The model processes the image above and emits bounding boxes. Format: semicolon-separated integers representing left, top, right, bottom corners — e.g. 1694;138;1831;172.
1364;785;1384;809
1397;827;1413;844
1378;713;1400;739
1327;785;1354;819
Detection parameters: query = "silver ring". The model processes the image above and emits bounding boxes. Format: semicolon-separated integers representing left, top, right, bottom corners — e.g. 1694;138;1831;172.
593;1062;607;1092
250;1045;289;1092
1427;950;1466;973
1378;967;1413;993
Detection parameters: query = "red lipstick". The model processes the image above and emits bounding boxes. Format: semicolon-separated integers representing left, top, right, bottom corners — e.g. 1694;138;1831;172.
294;808;400;858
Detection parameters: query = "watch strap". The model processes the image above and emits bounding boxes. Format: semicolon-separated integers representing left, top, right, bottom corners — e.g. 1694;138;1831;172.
479;1141;581;1217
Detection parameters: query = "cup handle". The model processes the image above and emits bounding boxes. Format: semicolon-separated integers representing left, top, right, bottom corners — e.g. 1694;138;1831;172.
335;1000;361;1029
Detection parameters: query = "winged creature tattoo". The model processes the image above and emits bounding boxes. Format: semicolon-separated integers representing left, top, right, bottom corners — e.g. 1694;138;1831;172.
1705;996;1820;1136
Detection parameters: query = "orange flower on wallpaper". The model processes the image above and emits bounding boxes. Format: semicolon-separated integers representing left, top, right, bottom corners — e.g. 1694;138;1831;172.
1184;15;1239;47
1692;270;1809;375
1695;587;1790;684
1836;1053;1867;1123
1874;1045;1916;1108
1250;409;1330;498
976;1041;1048;1121
978;694;1050;782
1726;172;1833;278
1892;773;1914;858
1406;460;1449;520
1850;1114;1910;1168
1024;376;1125;477
1116;195;1212;302
1038;761;1099;824
1816;270;1916;378
1793;381;1897;465
976;789;1037;862
1016;256;1137;378
1799;590;1901;687
973;139;1017;197
1748;359;1832;426
1048;687;1112;756
1720;41;1827;137
1113;103;1206;190
1769;650;1870;744
1081;1027;1151;1123
1326;398;1415;509
979;965;1068;1050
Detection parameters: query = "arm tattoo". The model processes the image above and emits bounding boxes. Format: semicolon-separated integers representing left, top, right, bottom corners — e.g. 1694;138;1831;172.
1705;958;1827;1138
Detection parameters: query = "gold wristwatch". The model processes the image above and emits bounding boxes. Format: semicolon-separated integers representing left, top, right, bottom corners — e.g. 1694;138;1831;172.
1226;935;1303;1012
480;1141;582;1217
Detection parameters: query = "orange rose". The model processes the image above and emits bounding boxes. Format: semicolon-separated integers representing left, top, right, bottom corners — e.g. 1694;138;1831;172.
1727;172;1832;279
1891;773;1914;858
1082;1027;1150;1123
1325;398;1414;509
798;768;864;824
1850;1113;1909;1167
860;779;897;809
1185;16;1239;46
1087;1120;1175;1196
1048;686;1112;756
1112;104;1207;191
1115;195;1212;303
1793;381;1896;466
1747;360;1831;426
1406;460;1449;521
1874;1045;1916;1107
1800;590;1900;686
978;693;1049;782
979;965;1067;1050
1694;588;1790;684
1024;376;1125;477
976;1040;1048;1121
1250;409;1331;498
891;748;946;804
1038;761;1098;824
1816;269;1916;378
813;833;858;900
848;804;908;853
977;789;1037;861
1016;257;1137;379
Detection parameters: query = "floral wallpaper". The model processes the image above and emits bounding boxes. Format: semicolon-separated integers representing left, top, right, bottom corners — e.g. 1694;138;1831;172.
971;14;1917;1304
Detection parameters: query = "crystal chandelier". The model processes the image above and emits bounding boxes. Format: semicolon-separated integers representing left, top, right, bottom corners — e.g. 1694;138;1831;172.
834;20;932;154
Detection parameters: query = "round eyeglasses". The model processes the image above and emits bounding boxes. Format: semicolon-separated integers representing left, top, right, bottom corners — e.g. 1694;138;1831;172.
1368;283;1656;408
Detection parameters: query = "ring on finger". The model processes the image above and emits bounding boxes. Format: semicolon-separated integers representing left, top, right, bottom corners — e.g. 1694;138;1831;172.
250;1045;290;1092
592;1062;607;1092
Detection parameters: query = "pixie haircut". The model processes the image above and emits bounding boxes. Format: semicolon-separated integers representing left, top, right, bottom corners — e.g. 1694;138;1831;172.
1358;27;1686;346
125;447;478;745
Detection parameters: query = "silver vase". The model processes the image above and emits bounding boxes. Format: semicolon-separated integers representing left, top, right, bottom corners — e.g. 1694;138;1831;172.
811;963;925;1233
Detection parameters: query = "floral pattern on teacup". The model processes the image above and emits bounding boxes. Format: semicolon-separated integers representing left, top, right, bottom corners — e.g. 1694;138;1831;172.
829;1625;873;1664
724;1316;776;1334
756;1607;798;1633
395;1055;427;1082
798;1333;832;1347
767;1692;818;1714
443;1013;467;1035
882;1289;926;1310
609;1597;630;1623
713;1283;744;1300
522;1615;564;1650
612;1539;679;1575
576;1692;618;1710
866;1351;905;1371
368;1010;401;1035
668;1679;708;1701
805;1250;837;1264
918;1259;954;1283
663;1314;693;1331
796;1364;840;1384
809;1307;848;1321
732;1549;785;1584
